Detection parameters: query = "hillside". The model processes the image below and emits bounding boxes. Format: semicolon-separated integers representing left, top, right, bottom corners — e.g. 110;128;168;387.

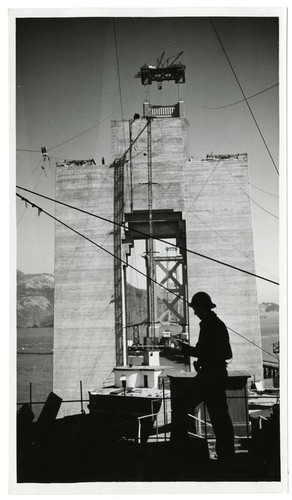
17;270;279;332
17;271;54;328
125;282;148;325
259;302;279;314
125;283;177;326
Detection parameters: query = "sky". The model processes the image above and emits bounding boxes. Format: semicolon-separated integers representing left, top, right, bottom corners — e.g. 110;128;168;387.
2;4;289;496
14;13;281;303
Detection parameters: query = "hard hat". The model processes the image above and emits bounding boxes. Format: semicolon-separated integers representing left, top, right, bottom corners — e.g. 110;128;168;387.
189;292;216;309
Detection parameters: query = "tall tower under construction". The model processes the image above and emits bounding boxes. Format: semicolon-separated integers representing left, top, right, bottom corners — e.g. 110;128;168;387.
53;58;262;415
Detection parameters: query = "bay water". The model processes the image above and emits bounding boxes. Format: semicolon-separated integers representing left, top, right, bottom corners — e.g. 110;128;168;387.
17;317;279;419
17;327;53;418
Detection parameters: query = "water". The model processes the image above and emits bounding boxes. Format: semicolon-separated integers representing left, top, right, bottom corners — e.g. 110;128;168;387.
17;317;279;418
17;327;53;418
260;314;279;363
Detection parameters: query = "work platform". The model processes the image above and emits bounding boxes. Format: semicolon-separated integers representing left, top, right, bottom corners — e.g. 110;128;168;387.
17;414;280;483
17;371;280;483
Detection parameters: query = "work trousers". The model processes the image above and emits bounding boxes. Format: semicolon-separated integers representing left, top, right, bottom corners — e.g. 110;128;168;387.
171;370;235;461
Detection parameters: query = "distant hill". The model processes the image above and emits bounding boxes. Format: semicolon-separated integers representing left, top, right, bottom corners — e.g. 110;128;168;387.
125;283;178;326
16;277;158;329
126;283;148;325
259;302;279;314
17;271;54;328
17;270;278;330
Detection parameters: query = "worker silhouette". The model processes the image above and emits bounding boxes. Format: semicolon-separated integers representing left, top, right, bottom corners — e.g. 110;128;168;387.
173;292;235;462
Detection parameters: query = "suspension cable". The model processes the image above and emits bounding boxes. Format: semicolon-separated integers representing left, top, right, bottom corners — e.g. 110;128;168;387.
16;192;279;362
16;185;279;286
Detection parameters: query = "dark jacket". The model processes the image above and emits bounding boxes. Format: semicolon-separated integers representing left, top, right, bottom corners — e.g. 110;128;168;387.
181;311;232;371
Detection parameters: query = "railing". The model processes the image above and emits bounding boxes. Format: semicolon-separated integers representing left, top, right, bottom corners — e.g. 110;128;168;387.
137;406;251;447
17;393;253;451
137;408;172;444
17;399;89;408
149;105;176;117
18;380;260;445
138;411;160;444
137;410;217;444
17;381;89;418
187;413;248;441
143;101;182;118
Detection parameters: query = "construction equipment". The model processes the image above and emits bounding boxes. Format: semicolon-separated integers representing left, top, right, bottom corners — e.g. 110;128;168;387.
135;51;185;87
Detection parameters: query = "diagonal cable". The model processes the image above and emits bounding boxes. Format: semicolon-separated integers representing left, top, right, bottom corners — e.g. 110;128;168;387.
223;160;279;219
16;192;279;362
209;18;279;175
16;185;279;286
188;83;278;110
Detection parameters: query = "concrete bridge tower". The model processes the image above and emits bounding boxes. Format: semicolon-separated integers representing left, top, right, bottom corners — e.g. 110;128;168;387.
53;62;262;415
112;103;263;380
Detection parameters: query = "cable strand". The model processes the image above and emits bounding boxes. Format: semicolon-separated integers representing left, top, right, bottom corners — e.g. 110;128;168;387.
223;160;279;219
209;18;279;175
16;184;279;286
188;83;279;110
16;192;279;362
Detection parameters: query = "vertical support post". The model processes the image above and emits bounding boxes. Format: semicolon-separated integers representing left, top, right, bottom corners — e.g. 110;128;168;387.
244;384;250;441
122;378;126;396
129;120;134;215
203;401;208;440
80;380;85;414
197;406;202;436
147;117;156;344
162;377;167;442
29;382;32;412
114;157;125;366
122;263;128;366
138;418;141;444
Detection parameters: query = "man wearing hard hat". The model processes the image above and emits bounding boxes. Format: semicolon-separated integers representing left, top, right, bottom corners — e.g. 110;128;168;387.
176;291;235;463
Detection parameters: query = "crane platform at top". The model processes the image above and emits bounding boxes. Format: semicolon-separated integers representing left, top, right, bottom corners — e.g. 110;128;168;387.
135;51;185;87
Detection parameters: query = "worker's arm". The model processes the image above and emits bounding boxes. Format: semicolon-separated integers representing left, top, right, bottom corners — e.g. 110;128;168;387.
177;339;200;358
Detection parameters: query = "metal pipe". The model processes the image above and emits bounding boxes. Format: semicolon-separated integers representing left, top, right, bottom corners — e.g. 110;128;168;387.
29;382;32;411
147;117;156;343
156;414;159;442
162;378;167;441
138;418;141;444
129;120;133;215
17;399;89;406
203;401;208;440
80;380;85;414
122;264;128;366
244;385;250;440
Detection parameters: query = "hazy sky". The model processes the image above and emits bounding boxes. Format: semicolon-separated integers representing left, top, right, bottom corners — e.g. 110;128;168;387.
15;14;280;302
